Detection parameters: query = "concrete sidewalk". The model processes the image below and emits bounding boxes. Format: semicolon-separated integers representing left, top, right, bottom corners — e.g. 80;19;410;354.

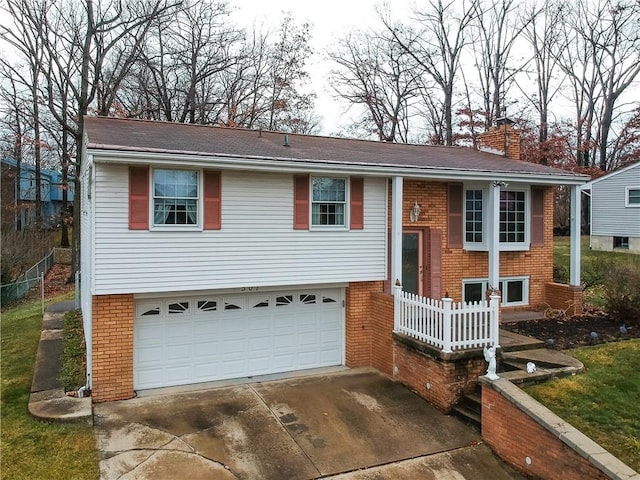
28;300;92;424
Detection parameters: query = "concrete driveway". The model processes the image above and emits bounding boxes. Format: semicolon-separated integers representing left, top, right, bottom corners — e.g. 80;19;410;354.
93;368;524;479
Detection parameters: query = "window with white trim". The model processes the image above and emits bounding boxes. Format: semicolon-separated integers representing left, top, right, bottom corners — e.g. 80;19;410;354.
312;177;346;226
465;189;484;243
463;185;530;250
463;276;529;306
499;190;526;243
626;187;640;207
153;169;199;226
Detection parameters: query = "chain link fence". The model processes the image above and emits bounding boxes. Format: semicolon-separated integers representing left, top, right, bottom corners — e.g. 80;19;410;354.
1;248;55;306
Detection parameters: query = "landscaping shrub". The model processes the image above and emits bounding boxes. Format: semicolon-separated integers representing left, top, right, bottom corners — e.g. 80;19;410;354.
553;263;568;283
581;256;609;289
59;310;86;392
602;260;640;327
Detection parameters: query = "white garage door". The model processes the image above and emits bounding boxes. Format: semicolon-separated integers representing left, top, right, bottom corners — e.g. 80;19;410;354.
134;288;344;390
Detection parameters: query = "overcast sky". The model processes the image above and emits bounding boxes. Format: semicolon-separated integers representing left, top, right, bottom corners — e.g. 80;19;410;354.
230;0;413;134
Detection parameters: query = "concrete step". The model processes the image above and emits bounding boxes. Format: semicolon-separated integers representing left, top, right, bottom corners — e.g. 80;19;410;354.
452;403;481;430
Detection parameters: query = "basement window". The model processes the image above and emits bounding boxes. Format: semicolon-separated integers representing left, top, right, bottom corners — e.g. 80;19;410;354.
613;237;629;249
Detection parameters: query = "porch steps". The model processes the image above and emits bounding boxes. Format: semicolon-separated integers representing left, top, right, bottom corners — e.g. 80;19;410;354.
499;329;545;352
452;387;482;431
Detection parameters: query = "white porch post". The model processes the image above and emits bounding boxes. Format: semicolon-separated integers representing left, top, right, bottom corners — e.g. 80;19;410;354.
488;181;502;292
570;184;582;286
391;176;404;290
391;176;404;333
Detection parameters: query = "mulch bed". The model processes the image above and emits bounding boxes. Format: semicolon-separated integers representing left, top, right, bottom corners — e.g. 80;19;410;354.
502;312;639;350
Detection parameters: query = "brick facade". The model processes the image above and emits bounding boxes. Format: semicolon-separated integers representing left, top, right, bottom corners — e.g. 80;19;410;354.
482;386;607;479
545;282;584;316
370;292;394;376
92;294;135;402
345;281;384;368
393;339;486;412
398;180;555;310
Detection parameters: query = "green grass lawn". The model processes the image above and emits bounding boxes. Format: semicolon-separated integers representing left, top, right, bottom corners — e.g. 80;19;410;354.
1;292;99;480
525;340;640;472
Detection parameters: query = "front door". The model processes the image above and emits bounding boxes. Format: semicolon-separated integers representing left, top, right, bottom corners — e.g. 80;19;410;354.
402;231;423;295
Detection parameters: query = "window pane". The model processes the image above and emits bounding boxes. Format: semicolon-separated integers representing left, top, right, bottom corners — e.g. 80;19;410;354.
500;190;525;243
506;280;523;303
311;177;346;226
465;189;483;243
629;189;640;204
153;169;199;225
464;282;484;303
312;178;345;201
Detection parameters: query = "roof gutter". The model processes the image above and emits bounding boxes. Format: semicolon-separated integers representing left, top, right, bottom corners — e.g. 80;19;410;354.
86;147;590;186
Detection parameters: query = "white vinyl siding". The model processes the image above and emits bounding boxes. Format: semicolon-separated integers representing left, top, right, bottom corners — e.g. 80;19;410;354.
591;164;640;238
92;165;387;294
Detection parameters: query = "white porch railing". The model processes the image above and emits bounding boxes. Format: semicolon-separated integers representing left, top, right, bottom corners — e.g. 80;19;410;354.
394;285;500;353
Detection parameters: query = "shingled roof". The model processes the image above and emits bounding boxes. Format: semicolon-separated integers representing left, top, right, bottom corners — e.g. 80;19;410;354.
84;116;588;184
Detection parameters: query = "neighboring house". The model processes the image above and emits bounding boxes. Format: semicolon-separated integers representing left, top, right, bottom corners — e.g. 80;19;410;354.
81;117;588;403
582;161;640;254
1;157;75;229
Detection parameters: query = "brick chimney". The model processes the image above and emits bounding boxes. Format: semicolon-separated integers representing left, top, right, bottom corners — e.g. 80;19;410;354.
478;117;521;160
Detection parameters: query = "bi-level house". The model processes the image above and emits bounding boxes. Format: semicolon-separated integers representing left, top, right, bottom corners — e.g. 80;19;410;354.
80;117;588;404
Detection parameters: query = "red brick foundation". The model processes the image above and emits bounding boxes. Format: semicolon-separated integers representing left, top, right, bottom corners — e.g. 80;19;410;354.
370;292;394;376
92;294;135;403
545;282;584;316
482;384;608;479
393;337;486;412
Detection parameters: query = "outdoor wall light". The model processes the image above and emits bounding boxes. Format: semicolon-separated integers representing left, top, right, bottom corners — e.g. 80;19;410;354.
410;201;421;222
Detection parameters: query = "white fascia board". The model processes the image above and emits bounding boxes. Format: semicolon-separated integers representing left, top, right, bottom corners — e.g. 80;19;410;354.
87;148;590;186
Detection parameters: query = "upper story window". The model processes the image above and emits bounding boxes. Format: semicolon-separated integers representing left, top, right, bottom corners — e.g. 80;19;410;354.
312;177;346;226
462;185;530;250
499;190;526;243
626;187;640;207
465;189;484;243
153;169;199;226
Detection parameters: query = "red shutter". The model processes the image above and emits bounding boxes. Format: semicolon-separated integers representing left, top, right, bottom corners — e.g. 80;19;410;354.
350;177;364;229
531;187;544;246
429;228;442;298
129;166;149;230
293;174;309;230
203;170;222;230
448;183;463;248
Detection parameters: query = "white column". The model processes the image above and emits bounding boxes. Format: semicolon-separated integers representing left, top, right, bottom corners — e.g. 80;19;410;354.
570;184;582;287
391;176;404;290
488;182;501;292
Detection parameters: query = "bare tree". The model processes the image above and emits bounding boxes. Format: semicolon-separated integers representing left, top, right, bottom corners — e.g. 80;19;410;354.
471;0;531;128
383;0;478;145
517;0;566;164
328;30;421;142
557;0;640;170
122;0;239;123
1;0;53;225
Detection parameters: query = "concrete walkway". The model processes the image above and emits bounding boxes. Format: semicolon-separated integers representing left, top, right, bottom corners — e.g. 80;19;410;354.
28;300;92;424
